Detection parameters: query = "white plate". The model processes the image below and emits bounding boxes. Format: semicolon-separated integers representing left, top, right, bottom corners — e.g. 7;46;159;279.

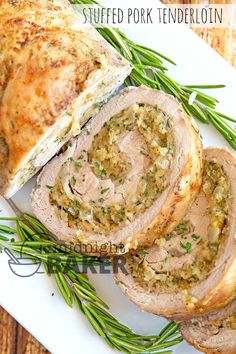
1;1;236;353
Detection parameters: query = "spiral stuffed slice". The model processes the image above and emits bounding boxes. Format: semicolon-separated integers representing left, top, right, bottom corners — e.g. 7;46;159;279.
181;299;236;354
115;147;236;318
32;86;203;255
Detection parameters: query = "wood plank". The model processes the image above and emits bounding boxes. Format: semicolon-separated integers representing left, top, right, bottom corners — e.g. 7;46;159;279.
0;307;49;354
161;0;236;67
0;307;17;354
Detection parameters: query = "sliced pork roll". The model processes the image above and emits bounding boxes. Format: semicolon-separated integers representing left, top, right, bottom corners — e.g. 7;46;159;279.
115;147;236;319
181;299;236;354
32;86;203;255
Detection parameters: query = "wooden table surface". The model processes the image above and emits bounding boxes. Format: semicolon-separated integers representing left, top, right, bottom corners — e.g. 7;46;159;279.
1;1;236;353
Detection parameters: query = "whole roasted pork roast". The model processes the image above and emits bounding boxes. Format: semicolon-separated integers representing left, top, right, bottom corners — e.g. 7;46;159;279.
0;0;131;197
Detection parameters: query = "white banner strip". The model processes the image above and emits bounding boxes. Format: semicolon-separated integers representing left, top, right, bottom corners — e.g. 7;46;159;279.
72;4;236;28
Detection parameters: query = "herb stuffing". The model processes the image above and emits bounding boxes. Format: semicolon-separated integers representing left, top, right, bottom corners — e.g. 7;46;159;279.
50;103;174;233
126;161;229;292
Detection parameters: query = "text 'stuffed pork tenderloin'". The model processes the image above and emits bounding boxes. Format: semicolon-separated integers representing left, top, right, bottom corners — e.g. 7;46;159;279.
115;147;236;319
32;86;203;255
181;298;236;354
0;0;131;198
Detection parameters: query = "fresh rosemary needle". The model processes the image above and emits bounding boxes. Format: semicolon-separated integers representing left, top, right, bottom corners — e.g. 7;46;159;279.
72;0;236;149
0;214;182;353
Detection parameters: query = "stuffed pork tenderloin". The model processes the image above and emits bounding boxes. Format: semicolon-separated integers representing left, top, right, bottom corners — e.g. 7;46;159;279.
115;147;236;320
181;298;236;354
0;0;131;198
32;86;203;255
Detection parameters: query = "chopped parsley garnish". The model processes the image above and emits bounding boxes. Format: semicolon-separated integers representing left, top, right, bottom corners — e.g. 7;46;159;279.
101;187;110;194
98;198;105;203
209;243;219;252
95;101;105;109
65;141;72;148
192;234;200;241
78;155;84;159
125;124;132;131
93;160;101;167
74;161;82;171
145;190;153;197
46;185;53;189
99;169;107;177
72;200;79;208
175;221;190;235
71;176;77;186
137;249;149;255
140;150;147;156
180;241;192;253
165;232;173;240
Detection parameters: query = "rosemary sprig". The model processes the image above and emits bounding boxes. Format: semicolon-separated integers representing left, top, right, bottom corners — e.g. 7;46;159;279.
0;214;182;353
73;0;236;149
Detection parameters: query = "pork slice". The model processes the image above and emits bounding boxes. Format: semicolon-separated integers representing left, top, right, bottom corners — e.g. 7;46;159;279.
32;86;203;255
115;147;236;320
181;299;236;354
